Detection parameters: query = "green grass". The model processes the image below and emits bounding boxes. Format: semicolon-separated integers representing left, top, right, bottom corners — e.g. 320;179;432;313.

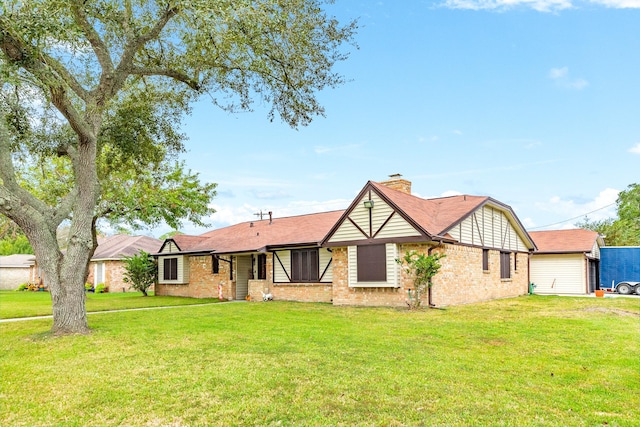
1;295;639;426
0;290;219;319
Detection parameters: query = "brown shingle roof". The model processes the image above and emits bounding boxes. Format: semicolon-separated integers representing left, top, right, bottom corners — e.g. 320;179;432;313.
370;181;489;236
529;229;599;253
166;210;345;254
92;235;163;260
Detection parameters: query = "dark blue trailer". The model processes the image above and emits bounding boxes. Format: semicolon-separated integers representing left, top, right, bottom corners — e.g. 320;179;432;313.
600;247;640;294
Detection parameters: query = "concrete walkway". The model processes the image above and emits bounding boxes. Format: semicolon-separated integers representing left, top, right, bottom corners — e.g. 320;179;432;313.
0;301;237;323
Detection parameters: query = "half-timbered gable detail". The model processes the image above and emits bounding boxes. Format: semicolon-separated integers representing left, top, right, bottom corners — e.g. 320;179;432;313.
444;204;531;252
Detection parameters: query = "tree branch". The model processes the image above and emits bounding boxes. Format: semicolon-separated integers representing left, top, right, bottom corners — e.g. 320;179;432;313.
70;2;114;76
129;66;200;90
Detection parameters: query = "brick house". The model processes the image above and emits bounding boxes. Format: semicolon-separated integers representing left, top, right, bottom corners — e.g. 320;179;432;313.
86;234;162;292
155;176;536;307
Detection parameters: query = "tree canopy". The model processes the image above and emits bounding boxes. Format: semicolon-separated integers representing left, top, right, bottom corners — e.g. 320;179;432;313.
576;183;640;246
0;0;356;334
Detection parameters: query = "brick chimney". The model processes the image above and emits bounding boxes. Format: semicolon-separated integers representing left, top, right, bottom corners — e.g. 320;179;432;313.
380;174;411;194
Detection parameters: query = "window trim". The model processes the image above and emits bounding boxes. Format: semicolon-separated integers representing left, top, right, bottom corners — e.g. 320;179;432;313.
163;257;178;281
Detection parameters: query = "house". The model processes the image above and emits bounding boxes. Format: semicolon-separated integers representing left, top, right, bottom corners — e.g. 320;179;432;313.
0;254;39;290
86;234;162;292
156;210;343;301
155;176;536;307
529;229;604;295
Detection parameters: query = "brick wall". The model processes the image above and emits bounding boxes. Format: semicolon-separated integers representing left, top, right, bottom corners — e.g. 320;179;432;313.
331;243;529;307
156;255;222;298
431;244;528;306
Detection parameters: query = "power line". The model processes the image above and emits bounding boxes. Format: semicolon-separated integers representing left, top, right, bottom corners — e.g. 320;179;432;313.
528;202;617;230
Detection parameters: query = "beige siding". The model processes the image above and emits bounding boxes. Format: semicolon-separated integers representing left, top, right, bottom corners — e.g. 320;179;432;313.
319;248;333;282
530;254;587;295
329;194;420;243
157;254;189;284
273;248;332;283
273;250;291;282
161;242;179;253
347;243;399;288
450;206;529;251
589;241;601;259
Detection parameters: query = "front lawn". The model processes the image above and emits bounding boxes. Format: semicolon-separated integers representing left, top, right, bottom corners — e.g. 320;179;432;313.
1;295;638;426
0;290;219;319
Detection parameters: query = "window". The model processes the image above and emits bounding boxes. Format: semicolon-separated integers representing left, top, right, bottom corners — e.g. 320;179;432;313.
291;248;319;282
500;252;511;279
163;258;178;280
257;254;267;280
357;244;386;282
482;249;489;271
212;256;219;274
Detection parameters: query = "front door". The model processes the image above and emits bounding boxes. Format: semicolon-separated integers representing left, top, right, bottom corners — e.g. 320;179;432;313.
235;256;251;300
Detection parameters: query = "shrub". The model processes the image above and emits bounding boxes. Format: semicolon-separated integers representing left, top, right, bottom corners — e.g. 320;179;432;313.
95;283;108;293
16;283;28;291
85;283;94;292
122;250;157;297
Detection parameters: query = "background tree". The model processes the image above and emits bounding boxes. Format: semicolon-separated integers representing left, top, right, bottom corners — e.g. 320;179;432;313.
122;250;156;297
0;0;356;335
396;250;445;309
576;183;640;246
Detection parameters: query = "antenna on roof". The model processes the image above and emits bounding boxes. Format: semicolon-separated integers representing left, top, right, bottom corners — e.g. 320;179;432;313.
254;210;266;220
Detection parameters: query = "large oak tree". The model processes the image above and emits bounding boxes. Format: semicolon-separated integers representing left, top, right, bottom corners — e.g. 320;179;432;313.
0;0;356;334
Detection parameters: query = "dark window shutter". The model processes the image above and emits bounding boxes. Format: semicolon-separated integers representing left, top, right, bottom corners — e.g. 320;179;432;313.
482;249;489;271
212;256;219;274
357;244;386;282
500;252;511;279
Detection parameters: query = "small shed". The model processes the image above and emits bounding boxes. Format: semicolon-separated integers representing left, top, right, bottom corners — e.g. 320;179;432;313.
529;229;604;295
0;254;38;290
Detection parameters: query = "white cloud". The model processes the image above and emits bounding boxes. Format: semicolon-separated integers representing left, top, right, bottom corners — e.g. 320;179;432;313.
533;187;619;229
548;66;589;90
590;0;640;8
441;0;573;12
629;142;640;154
441;0;640;10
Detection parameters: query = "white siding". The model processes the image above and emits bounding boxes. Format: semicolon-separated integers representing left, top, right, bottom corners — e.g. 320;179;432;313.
348;243;399;288
589;241;600;259
449;206;529;252
530;254;587;295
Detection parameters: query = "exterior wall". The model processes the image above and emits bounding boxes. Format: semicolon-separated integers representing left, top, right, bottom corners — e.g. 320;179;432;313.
249;253;332;302
156;255;225;298
332;243;529;307
0;266;37;290
447;205;529;252
432;244;528;306
328;192;421;243
530;254;587;295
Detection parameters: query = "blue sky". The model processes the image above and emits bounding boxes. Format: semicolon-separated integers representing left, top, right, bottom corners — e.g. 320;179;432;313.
159;0;639;237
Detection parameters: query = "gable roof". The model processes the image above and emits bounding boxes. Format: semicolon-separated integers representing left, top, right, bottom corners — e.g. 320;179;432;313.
92;235;163;260
529;229;602;254
323;180;535;249
160;210;345;255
